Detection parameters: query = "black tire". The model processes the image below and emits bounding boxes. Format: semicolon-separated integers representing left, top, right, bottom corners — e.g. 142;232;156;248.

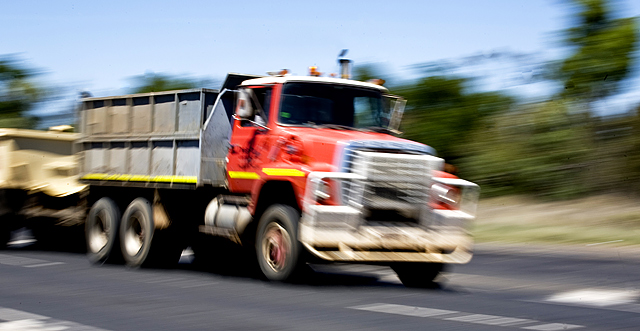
0;215;11;249
120;198;154;267
86;197;121;263
256;204;304;282
391;263;444;288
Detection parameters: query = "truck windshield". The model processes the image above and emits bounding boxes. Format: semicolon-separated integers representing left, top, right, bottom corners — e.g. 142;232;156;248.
278;82;389;129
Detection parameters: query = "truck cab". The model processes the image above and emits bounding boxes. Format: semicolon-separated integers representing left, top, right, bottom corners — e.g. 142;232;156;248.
222;75;479;285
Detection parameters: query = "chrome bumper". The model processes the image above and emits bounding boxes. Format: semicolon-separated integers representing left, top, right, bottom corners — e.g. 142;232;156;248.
299;172;475;264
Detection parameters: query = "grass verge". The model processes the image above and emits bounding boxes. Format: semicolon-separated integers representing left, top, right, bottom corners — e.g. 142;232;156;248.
473;194;640;246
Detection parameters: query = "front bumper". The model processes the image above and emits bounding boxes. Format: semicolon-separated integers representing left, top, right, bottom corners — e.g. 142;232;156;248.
299;172;476;264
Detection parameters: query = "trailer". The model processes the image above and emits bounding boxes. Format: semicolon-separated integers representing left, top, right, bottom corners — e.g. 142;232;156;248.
0;127;86;248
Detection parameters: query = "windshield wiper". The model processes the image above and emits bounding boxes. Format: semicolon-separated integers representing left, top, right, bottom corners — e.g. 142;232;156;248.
313;123;360;131
364;126;400;135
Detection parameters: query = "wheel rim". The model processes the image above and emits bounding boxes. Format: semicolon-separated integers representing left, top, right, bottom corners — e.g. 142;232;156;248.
88;210;109;253
261;222;291;273
123;211;145;257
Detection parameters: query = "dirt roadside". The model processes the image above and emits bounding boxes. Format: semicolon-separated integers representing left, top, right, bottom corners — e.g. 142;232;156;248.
474;194;640;247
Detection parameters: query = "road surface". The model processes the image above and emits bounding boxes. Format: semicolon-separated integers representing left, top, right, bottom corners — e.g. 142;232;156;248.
1;233;640;330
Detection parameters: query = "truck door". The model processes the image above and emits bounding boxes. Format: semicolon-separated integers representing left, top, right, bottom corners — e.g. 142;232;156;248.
227;86;272;193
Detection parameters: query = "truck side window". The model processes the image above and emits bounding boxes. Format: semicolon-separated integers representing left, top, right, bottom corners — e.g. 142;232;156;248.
241;87;272;127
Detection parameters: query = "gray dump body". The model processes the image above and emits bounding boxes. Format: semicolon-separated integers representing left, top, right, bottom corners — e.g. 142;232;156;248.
78;88;236;189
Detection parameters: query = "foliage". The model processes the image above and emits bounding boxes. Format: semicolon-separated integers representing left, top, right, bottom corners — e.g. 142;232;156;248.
462;101;594;199
353;63;392;85
129;72;214;94
558;0;638;102
0;56;42;128
456;0;639;200
397;75;514;163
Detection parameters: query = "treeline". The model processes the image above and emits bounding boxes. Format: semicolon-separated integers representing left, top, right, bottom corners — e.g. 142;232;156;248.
2;0;639;200
367;0;639;200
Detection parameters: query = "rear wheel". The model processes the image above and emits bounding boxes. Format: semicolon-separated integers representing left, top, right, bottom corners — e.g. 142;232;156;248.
86;197;121;263
120;198;154;267
256;204;304;282
391;263;444;288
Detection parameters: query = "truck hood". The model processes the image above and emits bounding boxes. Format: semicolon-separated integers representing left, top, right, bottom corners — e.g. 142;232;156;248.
279;127;436;170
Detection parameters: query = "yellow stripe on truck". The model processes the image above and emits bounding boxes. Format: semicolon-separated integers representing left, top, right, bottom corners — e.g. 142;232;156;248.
228;171;261;180
81;173;197;184
262;168;305;177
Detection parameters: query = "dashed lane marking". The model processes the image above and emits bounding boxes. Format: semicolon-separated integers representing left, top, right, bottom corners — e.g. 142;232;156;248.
529;288;640;315
0;254;65;268
0;307;110;331
547;289;639;307
351;303;458;318
522;324;584;331
444;314;534;326
349;303;583;330
24;262;66;268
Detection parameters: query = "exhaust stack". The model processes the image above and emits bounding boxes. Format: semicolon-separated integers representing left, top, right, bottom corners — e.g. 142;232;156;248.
338;49;351;79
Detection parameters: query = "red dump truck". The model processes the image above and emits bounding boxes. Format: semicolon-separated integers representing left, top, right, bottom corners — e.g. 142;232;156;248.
2;70;479;286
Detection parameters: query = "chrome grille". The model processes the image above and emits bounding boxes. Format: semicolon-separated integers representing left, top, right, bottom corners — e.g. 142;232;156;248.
348;151;443;215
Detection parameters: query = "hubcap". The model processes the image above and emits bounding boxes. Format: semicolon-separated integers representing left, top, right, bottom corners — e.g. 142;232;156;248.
124;212;145;257
262;222;291;273
88;210;109;253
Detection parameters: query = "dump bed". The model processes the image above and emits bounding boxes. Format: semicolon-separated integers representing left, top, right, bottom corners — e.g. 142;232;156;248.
0;128;85;197
77;88;236;189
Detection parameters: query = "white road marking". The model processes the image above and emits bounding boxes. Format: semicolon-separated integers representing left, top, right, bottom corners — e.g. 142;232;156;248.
0;319;68;331
0;307;110;331
0;254;65;268
351;303;458;317
522;323;583;331
547;289;639;307
24;262;66;268
349;303;584;330
445;314;534;326
0;308;47;321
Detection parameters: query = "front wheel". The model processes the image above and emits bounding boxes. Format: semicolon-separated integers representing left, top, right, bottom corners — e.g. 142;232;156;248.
391;263;444;288
256;204;304;282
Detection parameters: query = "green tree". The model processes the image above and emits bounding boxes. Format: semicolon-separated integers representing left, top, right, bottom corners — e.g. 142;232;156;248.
558;0;638;102
398;75;513;163
0;56;42;128
463;101;594;199
353;63;392;86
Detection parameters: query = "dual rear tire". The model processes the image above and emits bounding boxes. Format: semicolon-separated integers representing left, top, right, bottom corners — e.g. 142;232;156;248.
86;197;180;267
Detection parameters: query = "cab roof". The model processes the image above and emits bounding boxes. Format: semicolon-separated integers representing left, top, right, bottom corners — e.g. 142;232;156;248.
240;76;389;92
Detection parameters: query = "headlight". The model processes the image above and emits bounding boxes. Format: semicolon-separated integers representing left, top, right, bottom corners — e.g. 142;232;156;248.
430;183;461;210
314;180;331;201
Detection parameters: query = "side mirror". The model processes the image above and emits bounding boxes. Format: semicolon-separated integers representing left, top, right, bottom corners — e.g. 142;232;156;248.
388;97;406;132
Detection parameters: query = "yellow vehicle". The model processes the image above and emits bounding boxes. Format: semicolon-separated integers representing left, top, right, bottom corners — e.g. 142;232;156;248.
0;127;86;248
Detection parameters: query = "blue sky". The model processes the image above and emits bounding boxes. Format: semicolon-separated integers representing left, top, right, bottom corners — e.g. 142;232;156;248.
1;0;639;117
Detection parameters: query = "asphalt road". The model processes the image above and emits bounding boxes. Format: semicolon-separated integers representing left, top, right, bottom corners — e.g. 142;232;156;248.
1;233;640;331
